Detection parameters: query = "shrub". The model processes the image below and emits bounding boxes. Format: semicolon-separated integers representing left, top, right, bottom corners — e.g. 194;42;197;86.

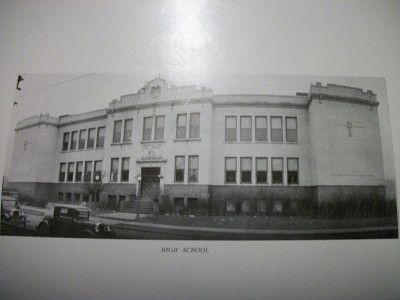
159;196;173;215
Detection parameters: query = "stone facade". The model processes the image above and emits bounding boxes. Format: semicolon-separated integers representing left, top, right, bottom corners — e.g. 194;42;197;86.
6;78;387;212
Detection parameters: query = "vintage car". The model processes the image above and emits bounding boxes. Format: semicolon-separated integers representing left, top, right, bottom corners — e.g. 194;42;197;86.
37;204;115;238
1;195;26;227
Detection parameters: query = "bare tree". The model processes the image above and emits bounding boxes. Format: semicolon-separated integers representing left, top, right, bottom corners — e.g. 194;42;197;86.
143;184;161;220
85;171;107;204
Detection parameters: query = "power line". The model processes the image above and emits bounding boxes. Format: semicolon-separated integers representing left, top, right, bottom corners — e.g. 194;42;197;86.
20;73;96;97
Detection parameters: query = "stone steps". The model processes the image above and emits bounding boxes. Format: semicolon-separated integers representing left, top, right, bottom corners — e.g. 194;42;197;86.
122;199;154;214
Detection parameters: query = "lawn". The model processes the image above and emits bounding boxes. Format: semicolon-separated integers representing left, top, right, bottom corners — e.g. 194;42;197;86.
137;215;398;230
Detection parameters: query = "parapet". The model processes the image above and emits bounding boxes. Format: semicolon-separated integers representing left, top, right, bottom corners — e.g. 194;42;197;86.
16;113;59;131
308;82;378;106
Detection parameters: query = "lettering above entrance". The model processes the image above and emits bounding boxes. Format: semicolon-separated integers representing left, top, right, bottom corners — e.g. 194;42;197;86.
137;150;167;164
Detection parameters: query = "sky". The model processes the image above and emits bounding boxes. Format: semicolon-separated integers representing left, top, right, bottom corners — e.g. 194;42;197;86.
5;73;396;183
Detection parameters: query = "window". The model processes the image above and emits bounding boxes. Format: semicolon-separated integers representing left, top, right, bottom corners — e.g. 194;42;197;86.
287;158;299;184
96;127;105;148
175;156;185;182
271;117;283;142
240;116;252;141
59;163;66;182
174;198;184;212
240;157;252;183
87;128;96;149
123;119;133;142
65;193;72;202
188;198;198;211
57;192;64;202
286;117;298;142
155;116;165;140
84;161;92;182
78;129;86;149
110;158;119;182
75;161;83;182
255;116;268;141
143;117;153;141
62;132;70;151
225;116;237;141
113;120;122;143
74;193;81;202
225;157;237;183
176;114;187;139
272;158;283;184
94;160;102;181
70;131;78;150
67;162;74;182
121;158;130;182
188;155;199;183
189;113;200;139
256;157;268;184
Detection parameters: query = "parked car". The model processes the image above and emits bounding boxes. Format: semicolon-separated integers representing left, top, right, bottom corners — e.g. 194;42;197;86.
36;204;115;238
1;195;26;227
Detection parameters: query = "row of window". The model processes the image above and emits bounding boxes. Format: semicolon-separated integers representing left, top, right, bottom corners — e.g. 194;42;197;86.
225;116;298;143
59;161;102;183
224;157;299;184
174;155;199;183
62;127;105;151
112;113;201;144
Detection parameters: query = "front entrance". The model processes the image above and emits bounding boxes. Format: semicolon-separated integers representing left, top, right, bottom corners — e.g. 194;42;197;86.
140;167;161;198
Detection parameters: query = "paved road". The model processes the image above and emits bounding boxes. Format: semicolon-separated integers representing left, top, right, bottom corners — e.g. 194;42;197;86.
1;206;397;240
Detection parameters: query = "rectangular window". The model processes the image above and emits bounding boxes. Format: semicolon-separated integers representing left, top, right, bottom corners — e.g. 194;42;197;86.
121;158;130;182
256;158;268;184
96;127;105;148
87;128;96;149
272;158;283;184
175;156;185;182
113;120;122;143
143;117;153;141
123;119;133;142
84;161;92;182
70;131;78;150
255;116;268;141
75;161;83;182
174;198;184;212
67;162;75;182
155;116;165;140
78;129;86;149
57;192;64;202
286;117;298;142
225;157;237;183
74;193;81;202
240;157;252;183
225;116;237;142
188;155;199;183
189;113;200;139
59;163;66;182
176;114;187;139
287;158;299;184
65;193;72;202
240;116;252;141
271;117;283;142
62;132;70;151
93;160;102;181
110;158;119;182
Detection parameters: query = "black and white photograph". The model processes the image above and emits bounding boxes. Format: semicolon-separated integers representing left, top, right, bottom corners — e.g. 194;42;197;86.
1;73;397;240
1;1;400;299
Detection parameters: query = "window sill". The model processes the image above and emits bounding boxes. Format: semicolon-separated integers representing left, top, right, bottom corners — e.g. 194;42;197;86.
141;140;165;144
61;147;104;153
174;138;201;142
223;141;299;145
111;142;133;146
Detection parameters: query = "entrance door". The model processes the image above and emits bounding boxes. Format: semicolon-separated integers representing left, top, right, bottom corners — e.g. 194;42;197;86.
140;167;161;198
